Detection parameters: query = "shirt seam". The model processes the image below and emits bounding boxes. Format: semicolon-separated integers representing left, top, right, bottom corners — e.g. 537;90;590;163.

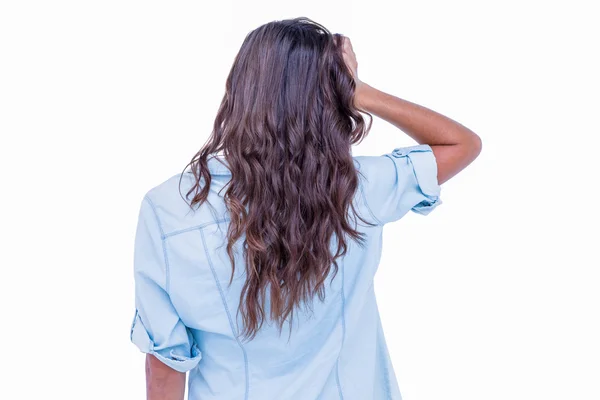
335;259;346;400
377;314;393;399
163;218;231;239
200;227;250;400
354;159;384;226
144;195;171;294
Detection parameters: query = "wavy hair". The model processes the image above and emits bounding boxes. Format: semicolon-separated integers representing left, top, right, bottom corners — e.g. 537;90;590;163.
180;17;374;341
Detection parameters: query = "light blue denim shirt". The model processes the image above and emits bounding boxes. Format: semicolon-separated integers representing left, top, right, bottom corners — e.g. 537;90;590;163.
130;144;442;400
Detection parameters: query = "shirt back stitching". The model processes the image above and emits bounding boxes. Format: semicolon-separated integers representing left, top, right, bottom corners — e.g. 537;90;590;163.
334;259;346;400
377;305;393;399
163;218;231;238
200;227;250;400
354;160;383;226
144;195;171;293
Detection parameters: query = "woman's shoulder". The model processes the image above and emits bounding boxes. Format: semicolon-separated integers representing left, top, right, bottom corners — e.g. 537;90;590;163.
141;170;229;237
352;145;443;224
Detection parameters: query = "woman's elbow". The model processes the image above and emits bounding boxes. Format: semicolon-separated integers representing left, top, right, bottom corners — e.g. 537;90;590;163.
467;133;483;160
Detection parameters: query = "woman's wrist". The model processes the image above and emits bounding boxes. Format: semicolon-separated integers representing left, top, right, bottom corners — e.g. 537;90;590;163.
354;81;375;112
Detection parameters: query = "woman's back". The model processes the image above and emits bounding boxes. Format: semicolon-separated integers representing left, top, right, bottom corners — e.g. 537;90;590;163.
130;16;481;400
131;145;442;399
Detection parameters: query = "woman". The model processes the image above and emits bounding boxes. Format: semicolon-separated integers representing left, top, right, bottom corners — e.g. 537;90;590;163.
130;17;481;400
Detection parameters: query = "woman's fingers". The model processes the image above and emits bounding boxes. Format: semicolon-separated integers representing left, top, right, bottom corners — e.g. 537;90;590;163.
340;36;359;81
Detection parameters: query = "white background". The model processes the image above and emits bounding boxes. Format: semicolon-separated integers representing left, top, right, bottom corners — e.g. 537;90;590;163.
1;1;598;399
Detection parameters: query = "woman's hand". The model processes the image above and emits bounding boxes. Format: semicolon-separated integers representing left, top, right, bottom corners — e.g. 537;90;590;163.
338;35;366;108
340;35;358;81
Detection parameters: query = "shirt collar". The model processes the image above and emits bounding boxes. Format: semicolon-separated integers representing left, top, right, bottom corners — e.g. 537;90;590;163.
206;155;231;175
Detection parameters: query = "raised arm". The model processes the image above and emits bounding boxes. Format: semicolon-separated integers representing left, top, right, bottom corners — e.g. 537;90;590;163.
341;36;482;184
356;83;481;184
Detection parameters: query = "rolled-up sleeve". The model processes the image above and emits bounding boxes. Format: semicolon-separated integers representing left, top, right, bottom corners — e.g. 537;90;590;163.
357;144;442;224
130;195;202;373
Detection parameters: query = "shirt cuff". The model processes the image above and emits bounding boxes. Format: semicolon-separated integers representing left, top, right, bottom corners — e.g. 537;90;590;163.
391;144;442;215
130;310;202;373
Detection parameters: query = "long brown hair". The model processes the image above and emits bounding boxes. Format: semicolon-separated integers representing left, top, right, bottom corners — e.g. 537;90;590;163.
180;17;374;341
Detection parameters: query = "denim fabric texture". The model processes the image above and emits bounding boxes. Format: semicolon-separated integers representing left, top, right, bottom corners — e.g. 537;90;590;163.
130;144;442;399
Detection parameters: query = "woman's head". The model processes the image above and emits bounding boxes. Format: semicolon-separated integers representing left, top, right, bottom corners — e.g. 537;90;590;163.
182;17;374;340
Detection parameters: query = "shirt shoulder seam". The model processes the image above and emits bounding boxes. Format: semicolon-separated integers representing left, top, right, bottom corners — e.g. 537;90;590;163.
354;158;384;226
143;195;172;294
